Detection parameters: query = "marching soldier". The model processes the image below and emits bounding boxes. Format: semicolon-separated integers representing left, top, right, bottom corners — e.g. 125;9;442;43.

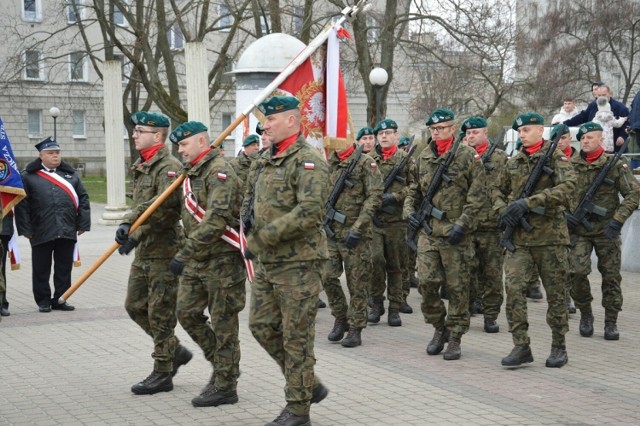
229;134;260;186
356;126;376;154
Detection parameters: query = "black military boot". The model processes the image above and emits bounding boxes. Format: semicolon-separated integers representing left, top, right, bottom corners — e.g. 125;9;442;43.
545;345;568;368
387;308;402;327
399;301;413;314
191;374;238;407
501;344;534;366
367;298;385;323
172;344;193;377
526;286;543;300
604;321;620;340
316;298;327;308
579;312;594;337
131;371;173;395
483;317;499;333
265;408;311;426
426;327;449;355
310;382;329;404
327;318;349;342
341;328;362;347
443;337;461;360
469;299;483;316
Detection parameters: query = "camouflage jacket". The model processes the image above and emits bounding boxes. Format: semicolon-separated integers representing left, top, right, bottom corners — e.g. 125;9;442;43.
569;152;640;237
177;147;243;262
473;147;509;231
371;147;412;225
124;146;183;259
246;134;329;263
492;140;576;246
229;151;253;188
326;148;383;240
404;142;484;238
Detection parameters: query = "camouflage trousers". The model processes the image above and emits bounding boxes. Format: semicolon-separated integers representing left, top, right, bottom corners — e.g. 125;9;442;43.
569;235;623;322
324;238;371;329
470;230;504;319
125;258;179;372
177;253;246;391
416;233;473;339
504;245;569;346
249;260;325;417
402;244;416;301
370;223;405;308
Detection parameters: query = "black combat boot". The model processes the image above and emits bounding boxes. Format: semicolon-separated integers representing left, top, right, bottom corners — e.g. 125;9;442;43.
265;408;311;426
367;298;385;323
604;321;619;340
501;344;534;366
341;328;362;347
469;299;483;316
172;344;193;377
387;308;402;326
310;382;329;404
316;298;326;308
399;301;413;314
192;385;238;407
327;318;349;342
545;345;568;368
579;312;594;337
526;286;543;300
483;317;499;333
426;327;449;355
443;338;461;360
131;371;173;395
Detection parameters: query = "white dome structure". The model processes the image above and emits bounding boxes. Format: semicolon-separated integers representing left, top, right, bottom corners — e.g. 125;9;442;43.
231;33;306;74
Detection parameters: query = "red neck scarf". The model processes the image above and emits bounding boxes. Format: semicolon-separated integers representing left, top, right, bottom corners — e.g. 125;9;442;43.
585;146;605;163
190;147;212;167
274;133;299;156
524;140;544;155
562;146;573;158
140;144;164;163
381;144;398;160
435;136;454;156
474;140;489;156
337;144;355;161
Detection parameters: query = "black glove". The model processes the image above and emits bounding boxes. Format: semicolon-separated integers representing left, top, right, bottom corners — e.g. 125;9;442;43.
118;237;138;255
566;213;580;231
447;224;465;245
343;230;362;249
603;220;623;238
407;213;421;233
115;223;131;245
169;257;185;276
502;199;529;227
244;248;255;260
381;193;396;207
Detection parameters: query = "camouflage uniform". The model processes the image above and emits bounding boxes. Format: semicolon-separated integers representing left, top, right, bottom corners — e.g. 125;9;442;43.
493;141;576;347
324;148;382;329
568;154;640;323
176;147;246;392
229;151;254;187
246;135;329;417
123;146;183;373
404;143;484;340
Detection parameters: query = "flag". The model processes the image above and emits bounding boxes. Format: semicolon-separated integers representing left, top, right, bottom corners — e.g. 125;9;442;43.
0;117;26;218
8;233;20;270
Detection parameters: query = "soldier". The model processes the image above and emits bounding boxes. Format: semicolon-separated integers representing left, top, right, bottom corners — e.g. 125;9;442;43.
229;134;260;186
368;118;411;327
169;121;246;407
567;122;640;340
462;116;508;333
398;134;419;310
404;109;484;360
115;112;192;395
323;141;383;347
356;126;376;154
494;112;575;368
243;96;329;426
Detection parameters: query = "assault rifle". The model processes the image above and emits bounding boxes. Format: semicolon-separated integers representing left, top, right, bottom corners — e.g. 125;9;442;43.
481;139;499;172
406;134;463;252
500;132;562;253
323;144;364;239
242;161;265;233
377;144;418;215
570;137;630;231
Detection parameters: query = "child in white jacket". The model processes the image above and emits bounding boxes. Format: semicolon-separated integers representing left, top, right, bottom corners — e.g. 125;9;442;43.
593;96;627;152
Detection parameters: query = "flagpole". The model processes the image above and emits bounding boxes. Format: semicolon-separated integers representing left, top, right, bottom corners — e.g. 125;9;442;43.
59;0;372;304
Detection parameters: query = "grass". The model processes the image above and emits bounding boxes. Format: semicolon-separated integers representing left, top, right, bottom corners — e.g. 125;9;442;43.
82;176;131;205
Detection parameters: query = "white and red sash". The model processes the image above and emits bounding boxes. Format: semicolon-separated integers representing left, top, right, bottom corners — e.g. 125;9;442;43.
8;233;20;270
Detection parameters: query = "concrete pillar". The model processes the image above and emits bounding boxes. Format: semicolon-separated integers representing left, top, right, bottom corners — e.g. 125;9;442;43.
185;43;210;127
99;61;128;225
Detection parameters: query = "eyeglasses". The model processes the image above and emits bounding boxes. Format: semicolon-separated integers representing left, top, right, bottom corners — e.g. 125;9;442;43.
429;125;453;133
377;130;396;136
133;128;158;135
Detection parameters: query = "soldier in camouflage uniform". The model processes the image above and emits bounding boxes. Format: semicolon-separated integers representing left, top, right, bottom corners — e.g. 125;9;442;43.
229;134;260;186
493;112;576;368
566;122;640;340
404;109;485;361
356;126;376;154
324;142;383;347
398;135;417;314
115;112;192;395
168;121;246;407
462;116;509;333
243;97;330;426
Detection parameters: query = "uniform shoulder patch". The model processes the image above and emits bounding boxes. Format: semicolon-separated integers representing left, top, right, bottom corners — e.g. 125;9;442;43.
304;162;315;170
560;156;569;162
370;162;377;168
167;171;177;177
622;163;628;169
217;172;227;180
474;153;481;160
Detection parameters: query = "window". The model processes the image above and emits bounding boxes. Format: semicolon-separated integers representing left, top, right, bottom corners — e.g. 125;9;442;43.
72;110;86;137
219;4;233;30
113;5;126;27
113;54;131;82
222;113;232;130
167;24;184;50
67;0;84;24
69;52;88;82
27;109;42;137
367;16;380;43
23;0;42;22
260;14;271;34
24;50;43;80
293;7;304;35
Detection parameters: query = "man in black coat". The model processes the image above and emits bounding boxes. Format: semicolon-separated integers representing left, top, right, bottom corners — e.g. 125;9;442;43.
15;137;91;312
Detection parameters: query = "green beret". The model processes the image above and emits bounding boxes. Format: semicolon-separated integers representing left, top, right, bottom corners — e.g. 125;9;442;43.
130;111;170;128
398;136;411;147
255;122;264;135
356;126;374;140
425;108;455;126
243;134;260;147
373;119;398;135
461;116;487;133
169;121;208;144
550;123;570;140
512;112;544;130
576;121;603;141
257;96;300;116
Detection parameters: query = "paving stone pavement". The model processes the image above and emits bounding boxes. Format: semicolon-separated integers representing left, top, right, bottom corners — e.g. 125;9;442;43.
1;203;639;425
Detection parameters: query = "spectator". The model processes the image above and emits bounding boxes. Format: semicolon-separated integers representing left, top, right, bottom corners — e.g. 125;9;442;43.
551;97;580;124
627;91;640;169
593;96;627;152
0;213;15;316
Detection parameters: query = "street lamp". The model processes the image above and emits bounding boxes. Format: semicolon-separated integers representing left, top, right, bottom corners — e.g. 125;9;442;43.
368;67;388;126
49;106;60;141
